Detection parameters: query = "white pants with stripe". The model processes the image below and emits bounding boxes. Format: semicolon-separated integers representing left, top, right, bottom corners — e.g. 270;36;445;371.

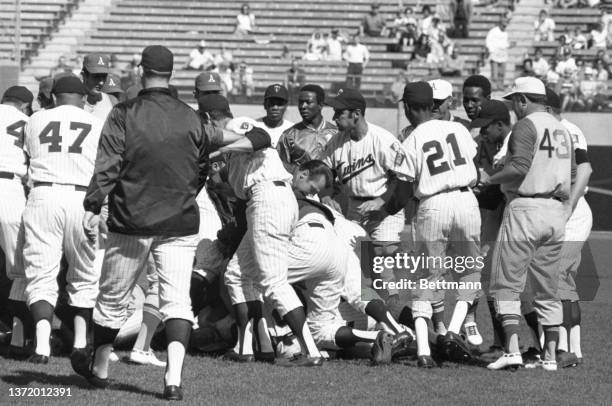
93;232;198;329
23;185;97;308
194;188;225;280
0;177;26;279
224;181;302;316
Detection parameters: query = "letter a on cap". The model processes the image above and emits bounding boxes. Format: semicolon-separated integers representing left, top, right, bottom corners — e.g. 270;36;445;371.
208;75;215;83
109;78;116;86
274;84;280;92
98;56;105;65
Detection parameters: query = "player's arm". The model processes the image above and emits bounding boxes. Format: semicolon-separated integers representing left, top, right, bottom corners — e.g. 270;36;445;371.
486;120;535;186
567;147;591;213
208;126;272;159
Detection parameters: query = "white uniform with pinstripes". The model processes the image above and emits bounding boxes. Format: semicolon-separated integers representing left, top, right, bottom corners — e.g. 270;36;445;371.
403;119;481;318
223;117;303;316
22;105;103;308
0;104;28;302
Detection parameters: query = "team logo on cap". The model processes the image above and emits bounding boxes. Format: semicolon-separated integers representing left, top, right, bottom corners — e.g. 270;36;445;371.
109;78;117;86
274;85;280;92
337;89;344;95
208;75;216;83
98;57;105;65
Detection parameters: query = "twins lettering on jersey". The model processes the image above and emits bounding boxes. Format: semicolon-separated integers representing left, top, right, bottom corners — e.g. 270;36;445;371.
337;153;375;184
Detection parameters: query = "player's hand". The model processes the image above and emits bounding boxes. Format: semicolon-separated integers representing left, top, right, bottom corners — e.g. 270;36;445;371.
82;211;99;243
321;196;342;213
357;197;385;216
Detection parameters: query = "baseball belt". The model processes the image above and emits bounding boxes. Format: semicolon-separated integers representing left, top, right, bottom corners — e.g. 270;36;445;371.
0;171;17;179
34;181;87;192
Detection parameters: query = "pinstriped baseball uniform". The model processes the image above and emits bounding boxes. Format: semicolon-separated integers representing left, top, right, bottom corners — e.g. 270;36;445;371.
223;117;303;316
255;117;294;148
22;105;103;308
403;119;481;318
84;92;115;122
193;188;224;280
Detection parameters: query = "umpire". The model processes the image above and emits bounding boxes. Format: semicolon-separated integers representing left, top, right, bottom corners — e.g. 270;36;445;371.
73;45;209;401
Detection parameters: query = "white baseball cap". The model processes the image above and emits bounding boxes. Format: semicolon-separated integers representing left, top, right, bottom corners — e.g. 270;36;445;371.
198;40;207;47
428;79;453;100
503;77;546;99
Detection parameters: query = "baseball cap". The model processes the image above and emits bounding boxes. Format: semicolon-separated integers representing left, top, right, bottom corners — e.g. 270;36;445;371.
503;77;546;99
400;81;433;105
195;71;222;92
264;84;288;101
2;86;33;103
198;93;230;113
38;77;54;98
325;88;366;111
545;87;561;109
140;45;173;75
428;79;453;100
470;100;510;128
52;75;87;95
198;40;207;48
102;74;124;94
83;53;110;74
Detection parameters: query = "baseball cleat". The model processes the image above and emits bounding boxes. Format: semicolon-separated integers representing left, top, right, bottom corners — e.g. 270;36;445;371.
27;353;49;364
6;344;32;360
371;331;393;365
463;322;483;346
275;353;323;367
522;347;542;369
440;331;473;363
556;351;579;368
487;352;523;370
254;351;275;364
70;348;109;389
223;350;255;363
391;331;415;360
528;359;558;371
128;349;167;367
163;385;183;401
417;355;436;368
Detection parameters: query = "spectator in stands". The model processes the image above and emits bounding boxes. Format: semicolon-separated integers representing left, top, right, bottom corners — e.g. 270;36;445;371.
109;54;122;77
232;61;254;97
307;32;328;59
343;35;370;90
556;47;578;78
449;0;473;38
485;17;510;90
419;5;434;35
519;58;536;77
389;9;408;39
71;55;83;77
589;22;607;49
594;58;609;80
569;27;588;49
326;29;346;61
439;46;465;76
121;53;141;90
388;69;408;103
285;59;306;104
49;55;72;77
427;16;446;42
534;9;555;42
596;48;611;65
361;3;387;37
575;67;607;111
235;3;256;35
546;59;561;90
532;48;550;79
556;0;587;8
302;43;322;61
427;31;450;65
187;40;215;70
412;33;432;62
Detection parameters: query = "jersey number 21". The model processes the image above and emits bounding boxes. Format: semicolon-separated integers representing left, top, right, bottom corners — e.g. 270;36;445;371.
423;133;467;176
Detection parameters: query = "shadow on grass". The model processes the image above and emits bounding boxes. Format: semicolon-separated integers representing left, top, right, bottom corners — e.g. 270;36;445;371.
1;370;159;397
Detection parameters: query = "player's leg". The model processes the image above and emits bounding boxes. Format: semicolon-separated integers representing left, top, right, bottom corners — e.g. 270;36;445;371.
22;187;64;362
151;233;198;392
7;278;34;357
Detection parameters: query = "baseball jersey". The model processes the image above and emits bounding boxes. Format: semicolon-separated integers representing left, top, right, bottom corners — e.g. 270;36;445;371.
255;117;294;147
0;104;28;178
25;105;103;186
277;120;337;171
323;121;410;198
224;116;292;200
403;119;478;199
501;111;573;200
84;92;115;122
562;118;588;194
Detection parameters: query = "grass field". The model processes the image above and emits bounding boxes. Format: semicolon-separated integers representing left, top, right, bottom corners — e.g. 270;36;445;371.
1;297;610;406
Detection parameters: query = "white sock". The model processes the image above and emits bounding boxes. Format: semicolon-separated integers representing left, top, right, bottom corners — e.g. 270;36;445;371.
73;315;88;349
384;311;403;335
256;318;274;353
132;310;161;352
165;341;186;387
300;323;320;357
92;344;113;379
352;329;380;342
233;319;253;355
558;326;568;352
34;320;51;356
10;317;24;347
415;317;430;356
570;325;582;358
448;301;469;334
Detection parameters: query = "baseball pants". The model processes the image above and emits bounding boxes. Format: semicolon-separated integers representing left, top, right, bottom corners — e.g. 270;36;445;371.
489;197;566;325
23;185;97;308
0;177;26;279
93;232;197;329
411;190;481;319
224;181;302;316
194;188;225;281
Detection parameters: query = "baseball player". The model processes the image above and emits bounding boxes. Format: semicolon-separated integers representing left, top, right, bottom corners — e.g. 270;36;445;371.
400;81;481;368
194;71;223;99
81;53;116;121
201;94;323;367
21;76;103;365
0;86;33;356
277;84;337;173
36;77;55;110
256;84;294;146
484;77;574;371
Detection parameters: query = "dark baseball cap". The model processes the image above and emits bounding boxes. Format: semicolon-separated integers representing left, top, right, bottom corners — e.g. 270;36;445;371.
325;88;366;111
52;75;87;95
470;99;510;128
140;45;173;75
264;84;288;101
195;71;222;92
198;93;230;113
83;53;110;74
2;86;33;103
400;81;433;105
102;74;124;94
546;87;561;109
